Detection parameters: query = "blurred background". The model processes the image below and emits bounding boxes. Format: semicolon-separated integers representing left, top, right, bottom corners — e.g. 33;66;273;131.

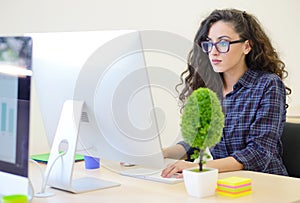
0;0;299;155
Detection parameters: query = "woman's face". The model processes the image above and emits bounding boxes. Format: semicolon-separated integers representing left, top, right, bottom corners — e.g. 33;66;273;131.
206;20;250;74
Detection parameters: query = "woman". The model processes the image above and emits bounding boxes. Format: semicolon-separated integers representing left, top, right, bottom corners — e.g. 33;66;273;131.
162;9;291;178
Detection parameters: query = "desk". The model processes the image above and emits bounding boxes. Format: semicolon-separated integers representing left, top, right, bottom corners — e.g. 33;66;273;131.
29;161;300;203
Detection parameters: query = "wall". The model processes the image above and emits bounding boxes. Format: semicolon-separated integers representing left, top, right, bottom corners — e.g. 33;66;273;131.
0;0;299;154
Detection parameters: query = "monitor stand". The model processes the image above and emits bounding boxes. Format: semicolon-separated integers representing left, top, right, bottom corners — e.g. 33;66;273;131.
44;100;120;193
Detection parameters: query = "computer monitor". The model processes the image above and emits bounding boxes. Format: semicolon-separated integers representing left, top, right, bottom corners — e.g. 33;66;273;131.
29;30;165;193
0;37;32;196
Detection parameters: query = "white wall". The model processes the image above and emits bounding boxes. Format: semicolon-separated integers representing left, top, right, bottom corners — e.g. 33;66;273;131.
1;0;299;154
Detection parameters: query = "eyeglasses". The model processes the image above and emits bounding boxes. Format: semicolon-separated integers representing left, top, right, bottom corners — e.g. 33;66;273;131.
200;39;246;53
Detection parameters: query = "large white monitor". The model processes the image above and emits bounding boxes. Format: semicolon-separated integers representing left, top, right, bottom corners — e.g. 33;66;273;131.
0;37;32;197
29;30;165;193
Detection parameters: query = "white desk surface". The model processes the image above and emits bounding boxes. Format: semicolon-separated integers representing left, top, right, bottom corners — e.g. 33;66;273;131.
29;160;300;203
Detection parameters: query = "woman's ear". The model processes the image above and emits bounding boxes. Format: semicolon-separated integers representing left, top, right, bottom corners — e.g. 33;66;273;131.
244;40;252;55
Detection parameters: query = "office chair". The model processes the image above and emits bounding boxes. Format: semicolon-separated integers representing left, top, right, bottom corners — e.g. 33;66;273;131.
281;122;300;178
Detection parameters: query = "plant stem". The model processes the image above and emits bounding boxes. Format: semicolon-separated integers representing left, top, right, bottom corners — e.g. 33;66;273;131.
199;150;204;171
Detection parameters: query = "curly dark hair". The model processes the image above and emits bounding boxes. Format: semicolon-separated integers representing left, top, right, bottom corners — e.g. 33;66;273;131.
177;8;291;107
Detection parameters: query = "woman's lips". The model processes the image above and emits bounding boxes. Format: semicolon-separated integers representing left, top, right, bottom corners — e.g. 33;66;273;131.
211;59;222;65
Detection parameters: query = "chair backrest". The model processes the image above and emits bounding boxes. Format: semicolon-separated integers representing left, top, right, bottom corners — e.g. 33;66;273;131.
281;122;300;178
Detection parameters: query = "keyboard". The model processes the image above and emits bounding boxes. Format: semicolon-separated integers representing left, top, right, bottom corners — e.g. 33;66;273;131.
119;167;183;184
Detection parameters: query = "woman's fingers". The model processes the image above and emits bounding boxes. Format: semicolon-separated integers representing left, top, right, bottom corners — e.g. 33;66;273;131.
161;160;197;178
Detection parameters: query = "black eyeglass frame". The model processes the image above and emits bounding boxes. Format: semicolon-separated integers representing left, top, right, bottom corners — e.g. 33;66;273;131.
200;39;246;53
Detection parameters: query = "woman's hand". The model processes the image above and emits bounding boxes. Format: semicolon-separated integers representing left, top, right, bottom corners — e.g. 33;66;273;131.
161;160;198;178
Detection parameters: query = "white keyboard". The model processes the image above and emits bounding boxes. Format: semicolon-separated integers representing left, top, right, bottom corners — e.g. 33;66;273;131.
120;167;183;184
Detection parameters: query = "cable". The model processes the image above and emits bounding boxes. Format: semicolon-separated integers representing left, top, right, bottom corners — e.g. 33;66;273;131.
29;152;66;198
27;171;34;203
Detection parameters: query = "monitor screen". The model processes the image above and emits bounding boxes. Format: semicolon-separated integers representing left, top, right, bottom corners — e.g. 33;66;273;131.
29;30;164;169
0;36;32;196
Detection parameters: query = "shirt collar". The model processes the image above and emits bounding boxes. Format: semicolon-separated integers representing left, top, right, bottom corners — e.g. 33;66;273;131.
236;69;258;88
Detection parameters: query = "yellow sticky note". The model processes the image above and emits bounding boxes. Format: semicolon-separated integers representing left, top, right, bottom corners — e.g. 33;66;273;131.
217;176;251;187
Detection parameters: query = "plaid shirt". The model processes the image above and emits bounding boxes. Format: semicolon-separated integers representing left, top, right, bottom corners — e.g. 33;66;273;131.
179;69;288;176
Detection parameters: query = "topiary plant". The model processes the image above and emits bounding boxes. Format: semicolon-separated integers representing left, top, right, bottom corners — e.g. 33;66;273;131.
181;87;224;171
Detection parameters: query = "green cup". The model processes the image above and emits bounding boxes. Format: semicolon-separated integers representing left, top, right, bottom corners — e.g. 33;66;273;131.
2;195;28;203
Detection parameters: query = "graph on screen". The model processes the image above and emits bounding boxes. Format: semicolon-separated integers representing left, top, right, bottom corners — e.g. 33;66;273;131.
0;74;18;164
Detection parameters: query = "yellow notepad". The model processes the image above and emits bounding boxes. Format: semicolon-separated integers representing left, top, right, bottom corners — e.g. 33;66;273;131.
217;176;252;198
217;190;252;198
218;176;251;186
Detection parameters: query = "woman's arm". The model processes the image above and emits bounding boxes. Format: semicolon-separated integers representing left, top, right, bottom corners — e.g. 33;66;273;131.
161;156;243;178
205;156;243;172
163;144;187;160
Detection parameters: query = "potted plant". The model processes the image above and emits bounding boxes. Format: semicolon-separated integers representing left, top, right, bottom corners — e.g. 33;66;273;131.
181;87;224;198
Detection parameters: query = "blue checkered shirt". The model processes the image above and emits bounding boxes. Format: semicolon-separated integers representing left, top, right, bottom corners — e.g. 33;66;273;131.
179;69;288;176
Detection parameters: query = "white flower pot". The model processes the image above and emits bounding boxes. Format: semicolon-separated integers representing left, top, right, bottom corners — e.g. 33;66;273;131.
183;167;218;198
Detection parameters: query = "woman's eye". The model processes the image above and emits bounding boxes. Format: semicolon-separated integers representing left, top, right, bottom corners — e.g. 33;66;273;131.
219;41;228;47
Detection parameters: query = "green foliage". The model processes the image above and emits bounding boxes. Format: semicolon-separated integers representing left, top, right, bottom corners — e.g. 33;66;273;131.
181;88;224;171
